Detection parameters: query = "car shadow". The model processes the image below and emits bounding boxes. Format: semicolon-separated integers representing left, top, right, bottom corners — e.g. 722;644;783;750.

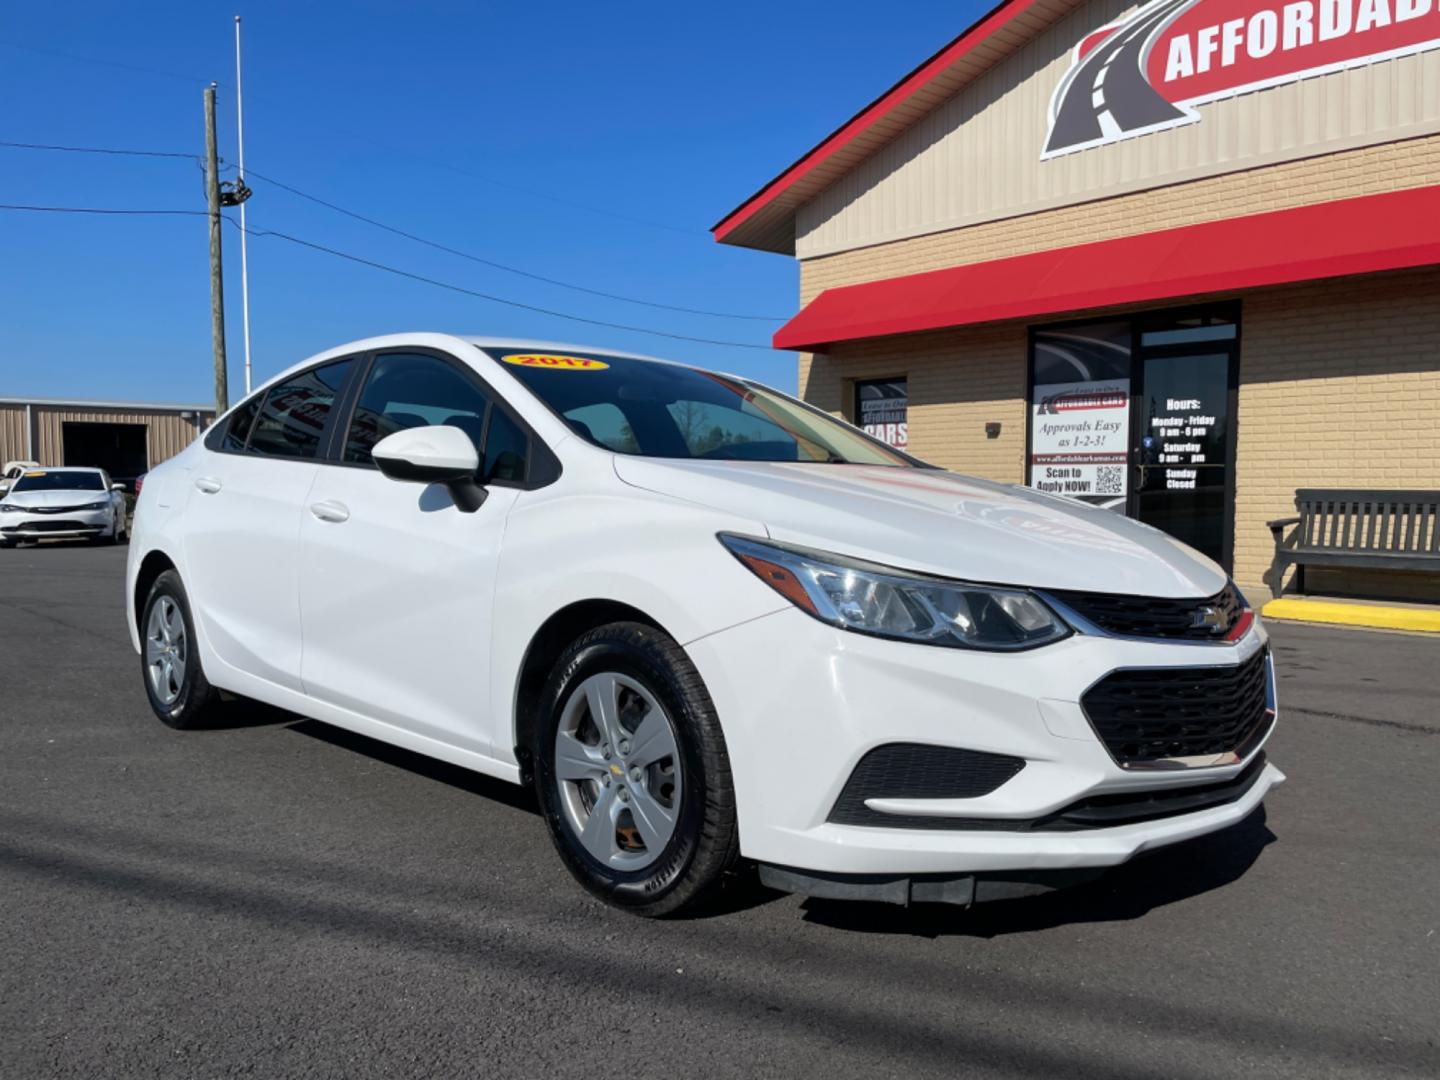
797;806;1276;938
279;714;785;918
285;717;542;816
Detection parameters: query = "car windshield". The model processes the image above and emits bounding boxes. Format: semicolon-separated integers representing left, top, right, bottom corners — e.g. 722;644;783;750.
10;470;105;492
490;350;916;466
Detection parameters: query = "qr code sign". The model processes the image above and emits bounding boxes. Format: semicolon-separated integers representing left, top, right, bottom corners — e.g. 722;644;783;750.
1095;466;1124;495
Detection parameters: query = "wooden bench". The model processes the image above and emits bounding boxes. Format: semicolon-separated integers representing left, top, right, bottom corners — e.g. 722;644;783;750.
1266;489;1440;598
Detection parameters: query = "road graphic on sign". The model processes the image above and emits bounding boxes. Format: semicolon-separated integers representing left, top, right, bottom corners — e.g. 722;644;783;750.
1043;0;1440;159
1045;0;1200;157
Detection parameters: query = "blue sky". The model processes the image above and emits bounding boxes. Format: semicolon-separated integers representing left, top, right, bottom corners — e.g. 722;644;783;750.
0;1;983;404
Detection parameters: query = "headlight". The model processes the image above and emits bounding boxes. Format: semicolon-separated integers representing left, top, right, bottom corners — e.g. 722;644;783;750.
77;501;111;512
721;534;1071;651
0;502;21;513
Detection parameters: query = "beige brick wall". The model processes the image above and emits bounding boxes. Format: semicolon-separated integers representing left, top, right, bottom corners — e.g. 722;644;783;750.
1236;268;1440;603
800;134;1440;303
799;268;1440;604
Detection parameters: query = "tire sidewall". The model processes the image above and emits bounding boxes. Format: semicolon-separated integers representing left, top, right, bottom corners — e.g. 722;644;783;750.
140;571;209;729
534;631;709;910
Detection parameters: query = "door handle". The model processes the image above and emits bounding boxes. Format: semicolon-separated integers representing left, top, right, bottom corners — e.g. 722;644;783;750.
194;476;222;494
309;500;350;524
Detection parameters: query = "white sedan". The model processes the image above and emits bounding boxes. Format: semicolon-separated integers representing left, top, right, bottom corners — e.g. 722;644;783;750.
0;467;129;547
126;334;1282;916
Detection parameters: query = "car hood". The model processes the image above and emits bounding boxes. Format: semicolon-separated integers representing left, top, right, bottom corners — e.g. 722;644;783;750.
613;458;1227;597
4;489;108;508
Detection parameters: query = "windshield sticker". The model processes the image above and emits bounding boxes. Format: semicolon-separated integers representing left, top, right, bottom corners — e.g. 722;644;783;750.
501;354;610;372
24;471;46;477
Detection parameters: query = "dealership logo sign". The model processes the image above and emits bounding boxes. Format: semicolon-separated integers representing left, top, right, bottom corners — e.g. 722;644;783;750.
1043;0;1440;157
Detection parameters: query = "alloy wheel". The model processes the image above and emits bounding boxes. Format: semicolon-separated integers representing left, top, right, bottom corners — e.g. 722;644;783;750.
145;597;187;706
554;671;681;871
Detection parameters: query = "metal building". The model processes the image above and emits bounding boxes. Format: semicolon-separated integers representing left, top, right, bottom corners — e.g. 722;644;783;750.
0;397;215;486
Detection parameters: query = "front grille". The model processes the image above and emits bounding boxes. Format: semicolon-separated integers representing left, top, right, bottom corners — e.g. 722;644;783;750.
828;743;1025;827
1047;583;1244;640
1082;648;1273;766
26;505;91;515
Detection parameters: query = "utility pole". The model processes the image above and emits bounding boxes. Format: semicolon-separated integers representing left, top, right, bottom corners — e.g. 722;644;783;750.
204;82;229;415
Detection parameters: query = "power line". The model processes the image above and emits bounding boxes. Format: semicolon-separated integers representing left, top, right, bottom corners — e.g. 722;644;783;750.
0;202;774;351
0;139;198;160
232;220;774;351
0;202;207;216
0;39;704;236
0;138;783;321
241;167;784;322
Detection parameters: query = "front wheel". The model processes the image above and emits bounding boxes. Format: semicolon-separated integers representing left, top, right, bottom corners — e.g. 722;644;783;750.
533;622;738;917
140;570;222;729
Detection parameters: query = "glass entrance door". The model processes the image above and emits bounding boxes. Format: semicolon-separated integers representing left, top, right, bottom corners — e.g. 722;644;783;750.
1131;315;1239;568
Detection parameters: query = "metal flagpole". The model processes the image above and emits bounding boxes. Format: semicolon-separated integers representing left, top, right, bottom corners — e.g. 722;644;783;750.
234;14;253;395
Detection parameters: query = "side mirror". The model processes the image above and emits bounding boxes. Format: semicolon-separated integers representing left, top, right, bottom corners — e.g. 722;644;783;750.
111;483;127;493
372;425;487;512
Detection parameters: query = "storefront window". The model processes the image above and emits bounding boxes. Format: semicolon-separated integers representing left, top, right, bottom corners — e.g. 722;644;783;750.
855;378;908;451
1028;307;1239;569
1028;322;1131;509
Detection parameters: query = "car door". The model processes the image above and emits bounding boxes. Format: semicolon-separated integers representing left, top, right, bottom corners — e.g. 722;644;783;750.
296;350;533;755
182;357;358;692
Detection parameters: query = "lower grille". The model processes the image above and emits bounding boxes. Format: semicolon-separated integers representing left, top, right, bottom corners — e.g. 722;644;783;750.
2;519;99;533
1047;583;1244;640
829;754;1268;832
1082;648;1273;766
828;743;1025;827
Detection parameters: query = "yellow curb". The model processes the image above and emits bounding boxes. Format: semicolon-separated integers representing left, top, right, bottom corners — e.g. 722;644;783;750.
1261;598;1440;633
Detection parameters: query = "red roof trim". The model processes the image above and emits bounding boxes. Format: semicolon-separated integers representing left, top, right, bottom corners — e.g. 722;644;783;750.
773;185;1440;351
711;0;1040;244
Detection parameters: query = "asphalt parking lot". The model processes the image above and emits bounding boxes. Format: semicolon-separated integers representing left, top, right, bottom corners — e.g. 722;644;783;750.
2;544;1436;1079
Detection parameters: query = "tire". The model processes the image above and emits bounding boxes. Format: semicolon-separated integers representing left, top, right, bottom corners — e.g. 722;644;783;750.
533;622;739;917
139;569;222;729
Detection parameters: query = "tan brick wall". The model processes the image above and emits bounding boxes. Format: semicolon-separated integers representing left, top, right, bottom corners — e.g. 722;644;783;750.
1236;268;1440;603
799;134;1440;304
799;269;1440;604
802;325;1028;483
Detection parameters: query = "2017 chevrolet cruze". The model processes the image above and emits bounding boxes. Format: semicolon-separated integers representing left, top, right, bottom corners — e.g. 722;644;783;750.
127;334;1283;915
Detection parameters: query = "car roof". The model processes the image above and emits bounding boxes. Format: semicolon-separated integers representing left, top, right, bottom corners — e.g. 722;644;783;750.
22;466;104;474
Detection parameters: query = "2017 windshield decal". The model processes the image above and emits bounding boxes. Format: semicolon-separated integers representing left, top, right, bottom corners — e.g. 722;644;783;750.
1043;0;1440;157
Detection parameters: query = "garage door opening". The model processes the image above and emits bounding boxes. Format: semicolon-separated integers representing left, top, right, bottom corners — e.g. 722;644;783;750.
62;422;148;485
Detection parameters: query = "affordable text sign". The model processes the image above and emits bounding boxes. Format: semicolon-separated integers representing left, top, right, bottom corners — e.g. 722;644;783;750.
1044;0;1440;156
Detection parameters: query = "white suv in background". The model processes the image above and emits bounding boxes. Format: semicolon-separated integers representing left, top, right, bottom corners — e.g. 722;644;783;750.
127;334;1282;916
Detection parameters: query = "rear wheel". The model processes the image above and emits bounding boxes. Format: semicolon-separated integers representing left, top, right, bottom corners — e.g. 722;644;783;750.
534;622;738;917
140;570;222;729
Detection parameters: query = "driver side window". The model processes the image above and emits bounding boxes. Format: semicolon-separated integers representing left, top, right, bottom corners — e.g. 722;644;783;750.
342;352;530;483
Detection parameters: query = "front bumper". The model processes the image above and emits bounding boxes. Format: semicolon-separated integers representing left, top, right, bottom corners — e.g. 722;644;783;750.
685;607;1282;876
0;508;112;540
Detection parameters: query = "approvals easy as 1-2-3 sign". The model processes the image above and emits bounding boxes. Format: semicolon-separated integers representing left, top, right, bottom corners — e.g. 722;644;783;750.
1044;0;1440;157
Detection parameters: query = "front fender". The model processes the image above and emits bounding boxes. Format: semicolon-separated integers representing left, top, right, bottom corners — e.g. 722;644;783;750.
488;487;787;762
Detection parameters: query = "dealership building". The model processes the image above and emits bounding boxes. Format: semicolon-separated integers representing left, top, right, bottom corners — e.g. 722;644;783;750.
716;0;1440;603
0;398;214;485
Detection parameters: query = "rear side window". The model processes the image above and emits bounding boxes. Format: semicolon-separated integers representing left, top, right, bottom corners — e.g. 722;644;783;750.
248;359;356;459
222;396;261;452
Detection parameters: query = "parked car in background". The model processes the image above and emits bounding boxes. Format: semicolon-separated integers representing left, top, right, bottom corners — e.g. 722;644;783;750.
126;334;1282;917
0;460;41;497
0;467;128;547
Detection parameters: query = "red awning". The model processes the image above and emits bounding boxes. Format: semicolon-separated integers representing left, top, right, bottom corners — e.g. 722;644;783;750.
774;185;1440;352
